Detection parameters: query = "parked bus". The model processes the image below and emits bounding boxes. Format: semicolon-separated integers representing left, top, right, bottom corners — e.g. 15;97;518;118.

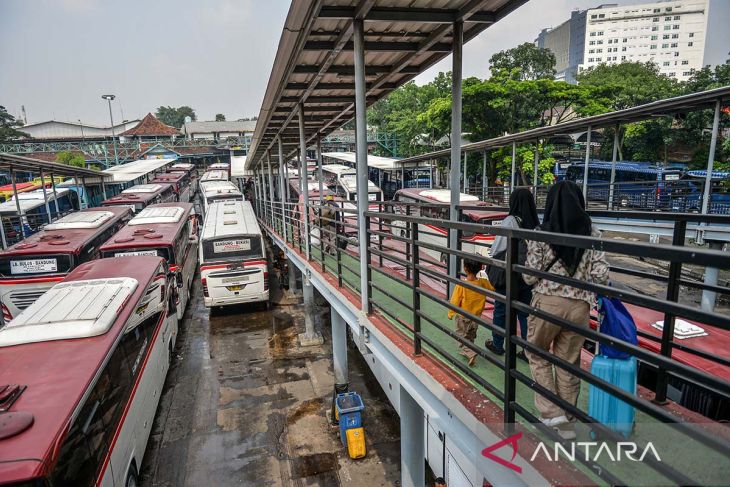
200;170;229;183
151;171;191;203
200;180;243;214
0;206;132;322
0;188;79;241
170;162;198;193
0;256;176;487
101;203;199;321
101;183;176;214
209;162;230;171
199;200;268;308
564;162;682;209
669;170;730;214
390;188;507;262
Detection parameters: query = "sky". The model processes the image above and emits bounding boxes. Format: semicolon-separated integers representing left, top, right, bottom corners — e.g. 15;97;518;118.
1;0;644;126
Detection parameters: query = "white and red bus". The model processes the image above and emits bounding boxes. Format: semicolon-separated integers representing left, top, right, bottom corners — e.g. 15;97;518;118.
199;200;268;308
390;188;508;262
200;180;243;214
100;202;199;322
0;207;132;322
150;171;191;203
200;170;228;183
0;255;176;487
209;163;230;171
101;183;176;214
169;163;198;194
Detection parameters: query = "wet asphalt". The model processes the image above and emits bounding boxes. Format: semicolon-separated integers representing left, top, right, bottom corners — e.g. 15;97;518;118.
138;268;401;486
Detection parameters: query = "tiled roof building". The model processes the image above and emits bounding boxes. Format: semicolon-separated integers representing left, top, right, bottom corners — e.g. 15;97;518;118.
120;113;180;138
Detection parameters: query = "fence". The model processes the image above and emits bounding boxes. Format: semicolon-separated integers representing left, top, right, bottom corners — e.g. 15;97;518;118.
256;195;730;485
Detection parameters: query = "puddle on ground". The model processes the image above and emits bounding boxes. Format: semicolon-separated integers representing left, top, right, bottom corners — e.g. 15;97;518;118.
290;452;339;478
286;398;323;426
269;311;297;354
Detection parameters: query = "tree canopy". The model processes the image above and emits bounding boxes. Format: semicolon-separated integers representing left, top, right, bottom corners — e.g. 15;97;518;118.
488;42;557;81
0;106;28;143
215;113;226;122
56;151;86;168
155;106;196;128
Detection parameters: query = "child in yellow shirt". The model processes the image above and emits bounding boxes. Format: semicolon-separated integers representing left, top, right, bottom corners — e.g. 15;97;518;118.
448;259;495;366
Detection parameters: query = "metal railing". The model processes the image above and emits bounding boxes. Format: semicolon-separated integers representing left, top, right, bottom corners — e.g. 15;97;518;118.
255;196;730;486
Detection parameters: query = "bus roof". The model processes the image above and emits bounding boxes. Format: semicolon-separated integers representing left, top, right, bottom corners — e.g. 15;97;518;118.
100;203;194;252
57;158;176;186
567;161;681;173
398;188;479;204
200;170;228;182
0;188;71;215
685;170;730;180
102;183;170;205
170;163;195;170
151;172;186;184
0;207;131;256
202;200;260;241
201;181;241;198
338;174;380;194
0;256;163;480
321;164;356;176
322;151;431;170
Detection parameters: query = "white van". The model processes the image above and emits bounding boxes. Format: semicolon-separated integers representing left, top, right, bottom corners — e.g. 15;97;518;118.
199;200;268;308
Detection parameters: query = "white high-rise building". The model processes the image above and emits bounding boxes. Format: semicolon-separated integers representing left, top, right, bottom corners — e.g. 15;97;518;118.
580;0;730;81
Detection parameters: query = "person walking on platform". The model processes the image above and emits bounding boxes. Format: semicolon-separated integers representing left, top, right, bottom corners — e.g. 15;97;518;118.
523;181;609;439
485;188;540;358
320;194;339;254
448;259;495;367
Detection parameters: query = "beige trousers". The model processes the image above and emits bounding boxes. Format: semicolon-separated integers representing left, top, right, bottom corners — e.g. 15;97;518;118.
455;315;478;360
525;293;590;420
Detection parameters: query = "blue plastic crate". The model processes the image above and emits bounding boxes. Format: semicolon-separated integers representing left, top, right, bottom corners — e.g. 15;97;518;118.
336;392;364;415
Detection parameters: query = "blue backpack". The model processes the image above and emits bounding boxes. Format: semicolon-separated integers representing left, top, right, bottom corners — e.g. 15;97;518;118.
597;296;638;359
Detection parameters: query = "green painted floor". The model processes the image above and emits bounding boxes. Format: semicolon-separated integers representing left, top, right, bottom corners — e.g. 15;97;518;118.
282;232;729;486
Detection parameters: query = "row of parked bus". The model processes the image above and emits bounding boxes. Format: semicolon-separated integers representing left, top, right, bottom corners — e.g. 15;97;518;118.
0;160;269;486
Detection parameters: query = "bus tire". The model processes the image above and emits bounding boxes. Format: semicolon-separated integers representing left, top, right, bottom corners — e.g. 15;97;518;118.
126;464;139;487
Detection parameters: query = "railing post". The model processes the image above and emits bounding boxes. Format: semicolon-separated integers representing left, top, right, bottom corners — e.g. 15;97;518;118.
412;219;421;355
405;204;412;281
364;212;373;315
319;207;325;273
503;235;519;432
378;203;384;267
654;218;687;404
337;233;343;288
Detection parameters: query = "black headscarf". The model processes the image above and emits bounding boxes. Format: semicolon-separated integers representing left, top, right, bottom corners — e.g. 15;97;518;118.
509;188;540;231
540;181;592;275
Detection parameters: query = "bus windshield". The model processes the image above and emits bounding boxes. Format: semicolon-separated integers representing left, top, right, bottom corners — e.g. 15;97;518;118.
202;236;263;262
0;253;74;277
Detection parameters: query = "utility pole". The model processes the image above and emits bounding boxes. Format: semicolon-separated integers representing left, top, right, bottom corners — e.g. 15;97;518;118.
102;95;120;166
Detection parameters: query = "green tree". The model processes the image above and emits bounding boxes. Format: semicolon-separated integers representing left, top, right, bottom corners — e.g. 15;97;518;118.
56;151;86;168
489;42;557;81
0;105;28;142
155;106;197;128
215;113;226;122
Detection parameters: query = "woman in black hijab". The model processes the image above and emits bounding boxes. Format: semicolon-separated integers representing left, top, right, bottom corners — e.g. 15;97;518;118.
522;180;609;440
540;181;593;275
485;188;540;357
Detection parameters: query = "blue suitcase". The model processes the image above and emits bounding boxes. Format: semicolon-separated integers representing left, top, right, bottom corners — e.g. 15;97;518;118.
588;355;637;438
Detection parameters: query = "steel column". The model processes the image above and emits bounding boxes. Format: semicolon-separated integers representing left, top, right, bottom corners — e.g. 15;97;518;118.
429;160;434;189
278;137;288;244
482;151;487;200
39;170;52;224
701;241;723;312
510;141;516;192
354;18;370;312
532;141;539;193
0;213;6;249
448;20;464;294
10;169;25;239
101;177;108;202
81;177;88;208
298;104;311;261
331;308;348;384
267;152;275;222
608;125;620;209
316;138;324;204
399;385;425;487
462;152;467;193
582;126;592;197
50;173;60;215
701;100;721;215
299;271;323;346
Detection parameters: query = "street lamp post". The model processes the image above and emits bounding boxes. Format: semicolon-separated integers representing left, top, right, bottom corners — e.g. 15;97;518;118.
101;95;120;166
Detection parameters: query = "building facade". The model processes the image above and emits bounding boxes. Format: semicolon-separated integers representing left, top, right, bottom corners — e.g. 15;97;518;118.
580;0;729;81
536;9;587;83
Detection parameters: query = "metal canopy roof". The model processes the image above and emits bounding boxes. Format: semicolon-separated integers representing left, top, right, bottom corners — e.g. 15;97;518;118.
0;153;110;179
246;0;527;169
394;85;730;165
